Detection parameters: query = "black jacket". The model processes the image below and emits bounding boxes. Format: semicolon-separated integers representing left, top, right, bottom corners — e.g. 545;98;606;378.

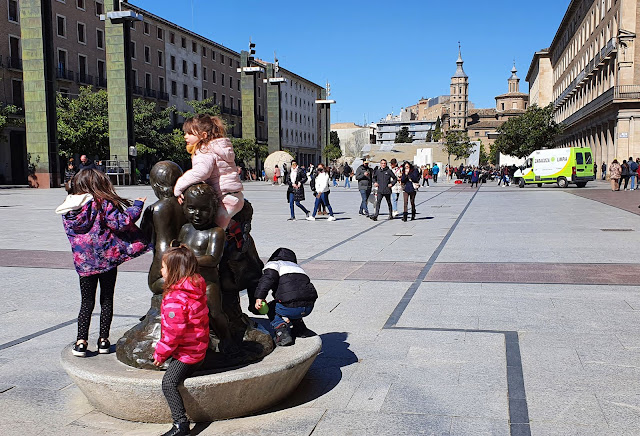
286;167;307;202
373;166;397;195
254;248;318;307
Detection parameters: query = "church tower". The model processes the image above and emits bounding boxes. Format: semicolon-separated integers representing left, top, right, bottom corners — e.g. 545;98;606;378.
449;44;469;131
508;63;520;93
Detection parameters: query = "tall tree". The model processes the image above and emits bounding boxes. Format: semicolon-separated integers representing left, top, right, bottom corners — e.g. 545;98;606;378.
330;131;340;148
177;96;221;120
0;103;23;139
57;87;110;158
232;137;268;170
433;116;442;142
395;126;412;143
442;130;473;166
323;143;342;162
494;103;563;158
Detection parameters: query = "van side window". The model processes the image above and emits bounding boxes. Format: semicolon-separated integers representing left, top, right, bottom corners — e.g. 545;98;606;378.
585;152;593;164
576;153;584;165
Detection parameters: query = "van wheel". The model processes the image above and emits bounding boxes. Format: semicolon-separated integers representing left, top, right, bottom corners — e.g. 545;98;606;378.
537;183;543;187
519;178;525;188
557;177;568;188
576;182;587;188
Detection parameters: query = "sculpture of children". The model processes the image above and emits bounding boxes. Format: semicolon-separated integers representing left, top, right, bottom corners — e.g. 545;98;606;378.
141;161;187;294
177;183;233;352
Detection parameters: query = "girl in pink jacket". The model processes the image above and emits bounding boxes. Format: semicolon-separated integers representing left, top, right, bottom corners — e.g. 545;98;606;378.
174;114;244;229
153;245;209;436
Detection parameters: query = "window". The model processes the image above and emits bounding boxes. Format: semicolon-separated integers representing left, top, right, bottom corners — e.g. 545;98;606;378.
157;27;163;40
8;0;18;23
77;0;85;10
157;51;164;67
56;15;66;37
158;77;164;92
221;73;225;86
78;54;88;82
143;22;150;35
192;41;197;53
171;80;177;96
193;63;198;78
169;32;175;44
203;89;208;99
170;55;176;71
501;103;505;110
211;49;215;60
77;22;86;43
194;87;199;100
576;153;584;165
12;79;23;108
57;49;67;74
97;59;105;85
222;94;226;108
182;60;187;75
202;46;206;57
96;29;104;49
212;70;216;83
237;79;240;91
585;152;593;164
145;73;151;90
203;66;207;81
130;21;135;30
144;46;150;63
181;37;186;48
131;69;137;86
220;54;224;64
183;84;188;99
95;1;104;16
230;97;234;110
130;41;136;59
213;92;217;105
228;57;232;67
229;76;232;88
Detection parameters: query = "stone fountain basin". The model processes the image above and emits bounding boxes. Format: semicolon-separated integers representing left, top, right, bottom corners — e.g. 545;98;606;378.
60;336;321;423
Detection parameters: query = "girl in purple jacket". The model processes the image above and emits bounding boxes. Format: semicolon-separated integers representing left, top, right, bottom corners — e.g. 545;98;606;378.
56;169;150;357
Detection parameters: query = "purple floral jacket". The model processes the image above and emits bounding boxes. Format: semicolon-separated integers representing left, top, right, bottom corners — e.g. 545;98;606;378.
62;199;150;276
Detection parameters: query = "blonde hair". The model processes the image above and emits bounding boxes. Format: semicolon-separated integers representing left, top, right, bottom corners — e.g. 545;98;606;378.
182;114;226;155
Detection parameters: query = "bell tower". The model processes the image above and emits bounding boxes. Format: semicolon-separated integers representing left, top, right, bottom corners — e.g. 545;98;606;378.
449;43;469;131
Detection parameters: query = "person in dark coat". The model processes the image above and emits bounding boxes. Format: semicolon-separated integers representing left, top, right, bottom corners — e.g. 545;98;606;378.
470;167;480;188
400;161;420;221
78;155;97;171
254;247;317;346
343;163;352;188
355;160;373;216
285;160;310;220
370;159;397;221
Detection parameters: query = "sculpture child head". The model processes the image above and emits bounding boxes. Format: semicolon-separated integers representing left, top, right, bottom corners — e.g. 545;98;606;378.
150;161;184;199
183;183;218;230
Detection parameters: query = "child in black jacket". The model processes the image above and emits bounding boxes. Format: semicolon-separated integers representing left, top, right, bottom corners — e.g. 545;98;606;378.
254;247;317;346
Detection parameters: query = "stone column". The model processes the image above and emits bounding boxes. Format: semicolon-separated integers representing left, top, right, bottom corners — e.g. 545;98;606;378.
104;1;135;174
265;64;281;154
240;51;256;141
20;0;59;188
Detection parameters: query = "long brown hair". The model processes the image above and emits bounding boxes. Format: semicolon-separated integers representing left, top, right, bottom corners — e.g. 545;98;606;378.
183;114;226;155
162;245;201;296
71;169;131;210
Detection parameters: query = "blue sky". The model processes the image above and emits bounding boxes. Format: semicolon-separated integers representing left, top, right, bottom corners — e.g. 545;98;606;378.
130;0;570;124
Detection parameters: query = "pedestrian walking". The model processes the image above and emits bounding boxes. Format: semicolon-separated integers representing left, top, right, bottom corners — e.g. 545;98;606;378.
601;162;607;180
390;158;403;217
343;163;352;188
422;166;430;187
401;161;419;221
370;159;397;221
286;160;310;220
355;160;373;217
629;157;638;190
274;165;281;185
621;160;630;190
432;163;440;182
609;159;622;191
307;164;336;221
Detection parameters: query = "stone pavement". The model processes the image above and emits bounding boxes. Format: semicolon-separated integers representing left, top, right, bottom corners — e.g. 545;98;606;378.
2;177;640;435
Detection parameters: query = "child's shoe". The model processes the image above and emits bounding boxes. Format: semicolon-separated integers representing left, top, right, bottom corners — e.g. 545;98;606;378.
274;323;294;346
161;421;191;436
291;319;315;338
97;338;111;354
72;341;87;357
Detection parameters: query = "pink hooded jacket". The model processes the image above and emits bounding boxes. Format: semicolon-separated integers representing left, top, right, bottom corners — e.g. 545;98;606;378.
174;137;243;199
154;275;210;365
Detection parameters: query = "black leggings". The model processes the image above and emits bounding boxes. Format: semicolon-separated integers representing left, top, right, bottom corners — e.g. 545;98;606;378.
162;358;201;423
374;193;392;217
77;268;117;341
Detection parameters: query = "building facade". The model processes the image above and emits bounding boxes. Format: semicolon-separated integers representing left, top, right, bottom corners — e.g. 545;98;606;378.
375;120;436;145
526;49;553;107
528;0;640;167
0;0;321;184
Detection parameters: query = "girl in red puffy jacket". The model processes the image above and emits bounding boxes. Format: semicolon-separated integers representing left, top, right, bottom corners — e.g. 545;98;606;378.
153;245;209;436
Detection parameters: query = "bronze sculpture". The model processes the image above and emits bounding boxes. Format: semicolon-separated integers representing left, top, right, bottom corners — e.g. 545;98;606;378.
117;162;273;370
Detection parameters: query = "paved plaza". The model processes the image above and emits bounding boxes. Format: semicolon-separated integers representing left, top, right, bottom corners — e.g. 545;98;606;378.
2;178;640;435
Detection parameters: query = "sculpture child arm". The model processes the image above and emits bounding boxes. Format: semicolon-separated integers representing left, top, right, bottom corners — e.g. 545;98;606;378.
196;227;225;268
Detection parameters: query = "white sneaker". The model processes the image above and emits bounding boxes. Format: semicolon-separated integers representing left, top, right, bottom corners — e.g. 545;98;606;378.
327;216;336;221
392;211;398;217
306;216;315;221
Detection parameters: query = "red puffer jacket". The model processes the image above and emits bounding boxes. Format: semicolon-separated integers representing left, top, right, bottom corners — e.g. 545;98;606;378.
154;275;210;365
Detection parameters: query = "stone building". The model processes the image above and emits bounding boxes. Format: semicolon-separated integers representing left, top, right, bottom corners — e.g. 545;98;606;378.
527;0;640;167
449;47;469;131
0;0;321;185
526;49;553;107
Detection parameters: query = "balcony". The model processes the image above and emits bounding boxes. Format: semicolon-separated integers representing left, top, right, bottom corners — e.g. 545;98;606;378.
231;108;240;116
144;88;157;98
77;72;93;85
96;76;107;88
158;91;169;101
559;85;640;127
7;56;22;70
56;67;74;81
221;106;230;114
132;85;143;96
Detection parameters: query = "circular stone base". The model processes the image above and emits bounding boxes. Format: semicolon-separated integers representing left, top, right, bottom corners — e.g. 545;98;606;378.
60;336;321;423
